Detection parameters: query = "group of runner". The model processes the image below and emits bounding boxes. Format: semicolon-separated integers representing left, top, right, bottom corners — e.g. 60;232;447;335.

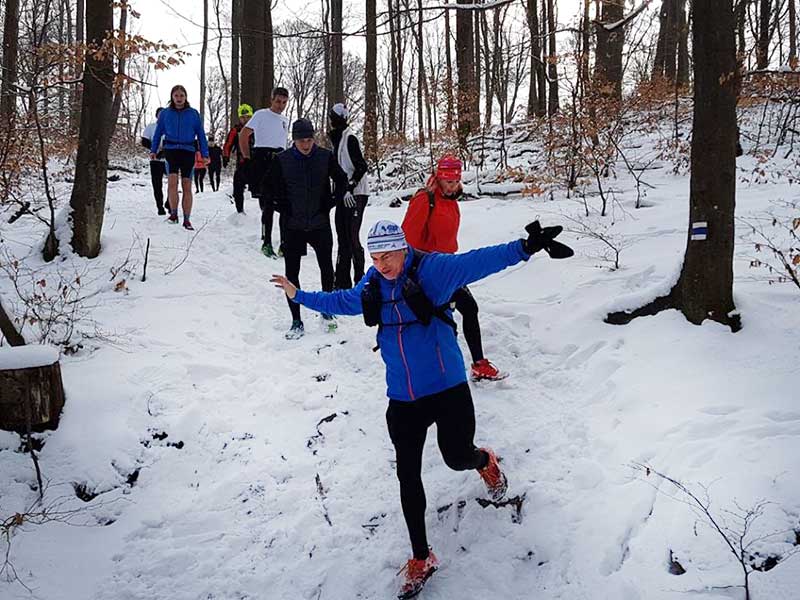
141;81;576;599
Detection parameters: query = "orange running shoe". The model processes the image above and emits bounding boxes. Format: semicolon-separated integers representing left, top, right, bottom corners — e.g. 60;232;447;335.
478;447;508;501
470;359;507;381
397;551;439;599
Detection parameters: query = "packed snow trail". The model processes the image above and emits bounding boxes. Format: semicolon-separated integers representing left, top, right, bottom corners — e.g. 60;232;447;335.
2;164;798;600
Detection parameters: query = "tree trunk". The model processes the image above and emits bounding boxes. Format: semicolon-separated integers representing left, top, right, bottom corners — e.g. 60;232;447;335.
444;0;455;130
456;0;477;147
757;0;772;69
537;0;547;115
240;0;264;107
547;0;559;115
607;0;739;331
69;0;85;133
328;0;344;105
677;0;738;326
677;1;689;86
108;0;128;138
214;0;229;134
0;299;25;347
0;0;20;128
789;0;797;64
364;0;378;158
416;0;425;145
230;0;240;125
526;0;540;119
594;0;624;100
200;0;208;120
580;0;591;92
388;0;398;133
473;8;482;131
263;0;274;103
0;353;65;432
736;0;748;58
69;0;114;259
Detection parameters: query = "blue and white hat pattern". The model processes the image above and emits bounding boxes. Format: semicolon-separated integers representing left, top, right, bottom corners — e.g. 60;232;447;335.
367;220;407;253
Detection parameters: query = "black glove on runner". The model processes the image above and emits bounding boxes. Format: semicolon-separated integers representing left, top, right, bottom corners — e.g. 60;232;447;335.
522;221;574;259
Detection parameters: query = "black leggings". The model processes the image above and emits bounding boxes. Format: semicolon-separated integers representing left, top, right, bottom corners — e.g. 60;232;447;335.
233;165;247;213
450;286;484;363
194;168;206;192
208;165;221;191
386;383;489;560
284;228;335;322
334;195;368;289
149;160;166;210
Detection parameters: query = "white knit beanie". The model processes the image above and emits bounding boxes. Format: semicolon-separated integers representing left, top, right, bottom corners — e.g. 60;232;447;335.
367;220;407;253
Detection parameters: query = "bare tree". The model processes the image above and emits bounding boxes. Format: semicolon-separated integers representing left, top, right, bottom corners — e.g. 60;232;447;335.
0;0;20;127
364;0;378;158
241;0;264;106
546;0;559;115
456;0;477;146
230;0;240;123
200;0;208;120
263;0;274;99
69;0;115;259
327;0;344;106
608;0;740;331
594;0;625;100
790;0;798;64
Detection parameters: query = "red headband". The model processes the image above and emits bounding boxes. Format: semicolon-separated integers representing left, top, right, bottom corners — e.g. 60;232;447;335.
436;155;462;181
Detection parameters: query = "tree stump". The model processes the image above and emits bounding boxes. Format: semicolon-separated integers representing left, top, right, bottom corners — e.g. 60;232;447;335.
0;346;65;432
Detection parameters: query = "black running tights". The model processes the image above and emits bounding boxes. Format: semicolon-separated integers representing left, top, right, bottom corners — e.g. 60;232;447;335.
386;383;489;560
450;286;484;364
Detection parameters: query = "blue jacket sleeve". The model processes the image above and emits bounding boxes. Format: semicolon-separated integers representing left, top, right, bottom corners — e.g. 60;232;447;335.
150;114;165;155
292;272;369;316
419;240;531;305
195;111;209;158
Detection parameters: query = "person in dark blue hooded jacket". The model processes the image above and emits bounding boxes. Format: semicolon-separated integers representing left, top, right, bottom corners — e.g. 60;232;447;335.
270;218;573;598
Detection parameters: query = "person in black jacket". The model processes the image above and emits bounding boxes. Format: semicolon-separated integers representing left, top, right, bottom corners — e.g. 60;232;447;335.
266;118;347;340
328;103;370;289
207;135;223;191
141;107;167;215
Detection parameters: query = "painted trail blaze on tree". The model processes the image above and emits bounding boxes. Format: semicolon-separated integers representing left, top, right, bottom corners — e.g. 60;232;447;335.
606;0;740;331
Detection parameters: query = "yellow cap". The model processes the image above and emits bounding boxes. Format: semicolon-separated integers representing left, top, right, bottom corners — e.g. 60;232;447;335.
237;103;254;117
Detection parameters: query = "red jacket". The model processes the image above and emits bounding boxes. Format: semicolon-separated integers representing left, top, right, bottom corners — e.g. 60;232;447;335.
223;124;244;164
194;151;206;169
402;187;460;254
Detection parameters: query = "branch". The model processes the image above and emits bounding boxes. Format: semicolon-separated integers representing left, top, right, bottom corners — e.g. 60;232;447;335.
595;0;654;33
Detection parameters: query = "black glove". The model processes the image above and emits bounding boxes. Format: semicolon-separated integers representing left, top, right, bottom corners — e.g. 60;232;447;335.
223;157;229;168
522;220;574;259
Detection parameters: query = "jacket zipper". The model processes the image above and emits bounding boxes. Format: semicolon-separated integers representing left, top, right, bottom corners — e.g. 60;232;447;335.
436;345;445;374
391;284;414;400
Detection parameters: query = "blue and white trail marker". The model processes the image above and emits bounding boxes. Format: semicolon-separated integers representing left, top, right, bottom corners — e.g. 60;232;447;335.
690;221;708;241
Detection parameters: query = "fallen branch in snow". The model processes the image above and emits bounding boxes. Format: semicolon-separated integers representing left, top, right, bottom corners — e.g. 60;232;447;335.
631;463;800;600
1;488;119;591
164;218;211;276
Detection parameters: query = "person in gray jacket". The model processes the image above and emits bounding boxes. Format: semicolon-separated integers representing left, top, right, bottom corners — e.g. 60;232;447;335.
266;118;347;339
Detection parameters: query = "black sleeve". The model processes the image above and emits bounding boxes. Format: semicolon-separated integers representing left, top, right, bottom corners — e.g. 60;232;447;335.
267;158;288;213
347;136;368;189
141;137;152;151
328;151;348;202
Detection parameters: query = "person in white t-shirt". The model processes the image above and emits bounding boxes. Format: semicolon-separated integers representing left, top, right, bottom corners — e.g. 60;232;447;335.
239;87;290;258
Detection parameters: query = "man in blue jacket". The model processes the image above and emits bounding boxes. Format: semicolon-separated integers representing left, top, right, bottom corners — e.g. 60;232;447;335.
270;219;573;598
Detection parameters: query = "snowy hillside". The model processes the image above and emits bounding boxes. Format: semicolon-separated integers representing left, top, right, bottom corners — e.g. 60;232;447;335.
1;121;798;600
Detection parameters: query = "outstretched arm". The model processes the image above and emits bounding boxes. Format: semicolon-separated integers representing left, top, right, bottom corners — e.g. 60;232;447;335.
270;274;367;316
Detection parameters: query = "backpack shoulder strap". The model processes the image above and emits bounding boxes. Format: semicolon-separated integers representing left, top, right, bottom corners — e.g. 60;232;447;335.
407;250;458;335
426;189;435;212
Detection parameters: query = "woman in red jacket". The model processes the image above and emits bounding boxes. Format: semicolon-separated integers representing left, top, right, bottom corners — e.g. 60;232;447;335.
401;155;505;381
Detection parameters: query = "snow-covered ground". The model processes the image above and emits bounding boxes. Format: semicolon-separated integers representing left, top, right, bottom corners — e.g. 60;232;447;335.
1;131;799;600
